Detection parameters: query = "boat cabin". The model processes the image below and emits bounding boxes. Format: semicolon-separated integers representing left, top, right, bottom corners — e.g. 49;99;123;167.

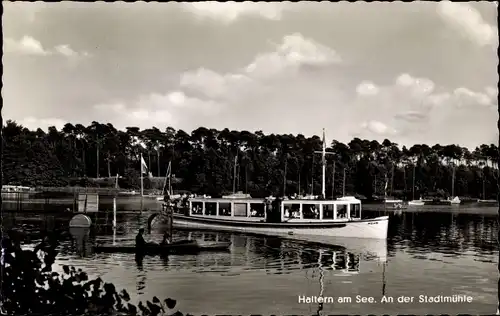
280;196;362;222
189;198;268;222
187;196;362;222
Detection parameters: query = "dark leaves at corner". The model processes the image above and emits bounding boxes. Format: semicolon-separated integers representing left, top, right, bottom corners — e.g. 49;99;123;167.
62;265;70;274
120;289;131;302
127;303;138;315
164;298;176;309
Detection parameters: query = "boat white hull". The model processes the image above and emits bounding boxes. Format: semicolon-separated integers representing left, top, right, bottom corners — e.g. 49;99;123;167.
170;215;389;240
477;199;497;204
384;199;403;204
408;200;425;206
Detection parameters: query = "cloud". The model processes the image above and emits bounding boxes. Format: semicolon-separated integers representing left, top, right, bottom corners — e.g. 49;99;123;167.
180;68;251;99
92;91;222;130
182;2;288;23
352;73;497;148
4;36;50;56
437;1;498;47
360;120;397;136
356;81;379;96
18;117;66;131
180;33;341;101
246;33;342;77
88;33;345;132
4;36;90;58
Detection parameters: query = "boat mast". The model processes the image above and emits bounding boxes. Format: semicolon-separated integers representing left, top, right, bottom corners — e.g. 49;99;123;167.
482;169;486;200
331;161;336;198
342;168;346;197
162;161;171;195
451;163;455;198
283;155;288;196
390;163;395;197
232;154;238;194
412;164;416;200
314;129;335;199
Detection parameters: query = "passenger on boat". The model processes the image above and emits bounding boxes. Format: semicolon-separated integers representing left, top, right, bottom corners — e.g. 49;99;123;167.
161;232;171;245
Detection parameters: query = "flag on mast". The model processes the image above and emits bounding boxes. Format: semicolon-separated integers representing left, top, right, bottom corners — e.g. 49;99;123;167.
140;155;148;174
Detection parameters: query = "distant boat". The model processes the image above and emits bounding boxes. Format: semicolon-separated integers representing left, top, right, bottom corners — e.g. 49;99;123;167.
119;190;137;195
407;164;424;206
2;185;33;193
447;196;461;205
477;169;496;204
477;199;497;204
447;164;461;205
408;198;425;206
383;165;402;205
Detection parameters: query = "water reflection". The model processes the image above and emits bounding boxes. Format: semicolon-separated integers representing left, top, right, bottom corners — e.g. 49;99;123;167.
65;231;385;277
69;227;92;257
15;205;497;314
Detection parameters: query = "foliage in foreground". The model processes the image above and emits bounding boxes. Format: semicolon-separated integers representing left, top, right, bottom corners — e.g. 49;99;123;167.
1;234;185;316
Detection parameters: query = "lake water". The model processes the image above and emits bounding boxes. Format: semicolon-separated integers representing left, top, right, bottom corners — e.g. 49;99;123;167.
11;201;499;315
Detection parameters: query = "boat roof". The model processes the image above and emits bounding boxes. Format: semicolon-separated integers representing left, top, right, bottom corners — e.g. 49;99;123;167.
189;196;361;204
190;197;267;203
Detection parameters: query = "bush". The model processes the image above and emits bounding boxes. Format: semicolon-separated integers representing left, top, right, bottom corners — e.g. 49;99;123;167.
1;233;186;316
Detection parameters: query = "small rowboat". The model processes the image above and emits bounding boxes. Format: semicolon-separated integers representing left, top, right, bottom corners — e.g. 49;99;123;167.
93;240;231;254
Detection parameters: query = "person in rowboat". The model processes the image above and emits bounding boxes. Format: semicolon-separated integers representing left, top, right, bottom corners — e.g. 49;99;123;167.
161;232;171;245
135;228;156;250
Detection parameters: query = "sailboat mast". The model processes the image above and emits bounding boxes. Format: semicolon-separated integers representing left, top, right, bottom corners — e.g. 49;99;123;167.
451;164;455;197
162;161;171;194
482;169;486;199
342;168;346;197
298;172;301;196
232;154;238;194
390;163;395;196
331;161;336;198
412;164;415;200
283;155;288;196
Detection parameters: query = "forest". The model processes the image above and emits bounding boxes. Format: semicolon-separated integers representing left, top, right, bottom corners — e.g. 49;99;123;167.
2;120;498;200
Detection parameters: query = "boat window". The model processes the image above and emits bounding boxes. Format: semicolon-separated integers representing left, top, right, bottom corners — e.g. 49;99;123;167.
335;252;347;270
250;203;265;218
322;204;334;220
284;203;300;219
350;204;361;218
337;204;347;219
233;203;248;217
192;201;203;215
347;253;360;272
218;202;232;216
205;202;217;216
303;204;320;219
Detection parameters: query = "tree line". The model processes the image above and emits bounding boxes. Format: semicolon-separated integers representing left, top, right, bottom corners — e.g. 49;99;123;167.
2;120;498;200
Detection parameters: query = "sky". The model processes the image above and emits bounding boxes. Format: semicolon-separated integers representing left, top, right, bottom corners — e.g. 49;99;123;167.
3;2;498;149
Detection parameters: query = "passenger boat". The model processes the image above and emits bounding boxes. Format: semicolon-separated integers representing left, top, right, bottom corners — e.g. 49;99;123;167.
171;129;389;240
93;240;231;254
